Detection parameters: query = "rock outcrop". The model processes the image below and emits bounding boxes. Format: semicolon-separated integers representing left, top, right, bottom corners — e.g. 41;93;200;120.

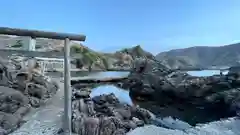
72;88;155;135
122;58;240;125
0;57;59;134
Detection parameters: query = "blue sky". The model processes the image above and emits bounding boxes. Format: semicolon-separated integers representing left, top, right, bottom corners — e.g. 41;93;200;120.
0;0;240;54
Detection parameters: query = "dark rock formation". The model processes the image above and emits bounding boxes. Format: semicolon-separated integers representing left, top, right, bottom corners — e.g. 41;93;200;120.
72;88;155;135
130;58;171;75
122;58;240;125
228;66;240;75
0;57;59;134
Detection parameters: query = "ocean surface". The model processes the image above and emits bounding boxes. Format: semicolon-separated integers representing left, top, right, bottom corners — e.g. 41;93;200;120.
79;70;229;104
187;70;229;77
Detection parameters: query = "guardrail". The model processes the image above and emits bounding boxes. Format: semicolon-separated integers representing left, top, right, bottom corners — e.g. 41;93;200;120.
0;49;83;58
0;26;86;134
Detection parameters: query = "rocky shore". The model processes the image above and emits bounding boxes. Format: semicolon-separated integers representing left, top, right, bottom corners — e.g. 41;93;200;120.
69;57;240;135
121;58;240;125
3;54;238;135
0;58;58;134
71;87;156;135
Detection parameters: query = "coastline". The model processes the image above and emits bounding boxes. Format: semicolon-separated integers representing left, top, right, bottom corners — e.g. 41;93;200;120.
9;71;240;135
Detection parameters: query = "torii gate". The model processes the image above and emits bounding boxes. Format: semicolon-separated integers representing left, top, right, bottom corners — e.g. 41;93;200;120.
0;27;86;134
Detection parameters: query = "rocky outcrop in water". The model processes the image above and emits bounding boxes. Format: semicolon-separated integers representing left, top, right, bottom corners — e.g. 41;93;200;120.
0;57;59;134
122;58;240;125
130;57;171;75
72;88;155;135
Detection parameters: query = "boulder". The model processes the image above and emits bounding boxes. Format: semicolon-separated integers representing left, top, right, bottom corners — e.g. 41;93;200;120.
122;59;240;125
0;112;22;133
84;117;100;135
0;126;7;135
26;83;47;99
73;88;91;99
112;129;126;135
0;57;59;133
32;74;59;93
0;86;29;114
99;117;118;135
14;72;29;92
72;93;155;135
14;105;31;117
131;58;170;75
29;96;41;108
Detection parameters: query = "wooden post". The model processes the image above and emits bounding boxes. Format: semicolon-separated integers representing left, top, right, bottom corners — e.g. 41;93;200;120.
63;38;72;134
28;37;36;51
27;37;36;69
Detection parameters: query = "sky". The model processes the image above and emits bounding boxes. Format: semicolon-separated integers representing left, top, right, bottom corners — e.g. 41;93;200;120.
0;0;240;55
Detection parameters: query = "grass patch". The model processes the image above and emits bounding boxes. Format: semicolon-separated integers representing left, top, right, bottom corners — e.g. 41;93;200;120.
71;44;109;69
11;40;23;48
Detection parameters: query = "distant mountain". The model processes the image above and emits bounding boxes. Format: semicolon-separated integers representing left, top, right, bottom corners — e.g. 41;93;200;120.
156;43;240;69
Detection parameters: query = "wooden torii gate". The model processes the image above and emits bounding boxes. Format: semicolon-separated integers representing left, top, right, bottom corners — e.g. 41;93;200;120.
0;27;86;134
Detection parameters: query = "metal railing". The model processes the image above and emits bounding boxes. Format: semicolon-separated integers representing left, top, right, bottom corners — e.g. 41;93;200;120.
0;26;86;134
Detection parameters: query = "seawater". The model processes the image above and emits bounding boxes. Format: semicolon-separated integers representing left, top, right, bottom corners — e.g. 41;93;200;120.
187;70;228;77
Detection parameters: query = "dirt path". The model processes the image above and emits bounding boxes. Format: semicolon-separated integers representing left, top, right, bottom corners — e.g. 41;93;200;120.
10;78;65;135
